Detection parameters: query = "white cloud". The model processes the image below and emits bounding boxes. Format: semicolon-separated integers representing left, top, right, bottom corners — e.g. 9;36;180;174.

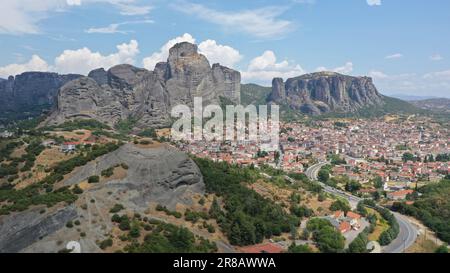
0;55;49;78
367;0;382;6
72;0;152;15
197;40;242;68
85;24;126;34
385;53;403;60
142;33;196;70
0;0;66;34
316;62;354;74
368;70;388;79
142;33;242;70
430;54;443;61
242;50;305;85
1;39;141;77
0;0;152;35
423;70;450;80
53;40;139;74
172;2;294;39
333;62;354;74
369;69;450;97
66;0;81;5
114;3;152;16
85;20;153;34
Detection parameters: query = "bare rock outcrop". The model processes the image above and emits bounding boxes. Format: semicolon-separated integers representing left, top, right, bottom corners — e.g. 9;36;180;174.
0;72;81;120
268;72;384;115
0;144;204;253
45;42;241;129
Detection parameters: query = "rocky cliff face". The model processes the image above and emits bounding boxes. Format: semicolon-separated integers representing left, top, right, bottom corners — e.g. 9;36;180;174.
269;72;383;115
45;42;241;129
0;72;81;117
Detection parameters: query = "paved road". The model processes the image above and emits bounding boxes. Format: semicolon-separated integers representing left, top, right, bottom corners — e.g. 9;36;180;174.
382;212;418;253
304;161;328;181
304;162;418;253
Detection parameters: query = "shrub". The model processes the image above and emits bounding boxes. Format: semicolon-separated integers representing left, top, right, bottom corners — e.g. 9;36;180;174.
101;167;114;178
72;185;83;194
66;221;74;228
88;175;100;183
129;225;141;238
110;204;125;213
99;238;113;250
111;214;121;223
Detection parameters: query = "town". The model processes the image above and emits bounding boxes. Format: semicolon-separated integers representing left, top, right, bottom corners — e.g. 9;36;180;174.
174;115;449;201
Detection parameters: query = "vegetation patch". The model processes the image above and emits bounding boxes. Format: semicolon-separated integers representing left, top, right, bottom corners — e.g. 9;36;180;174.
193;157;300;246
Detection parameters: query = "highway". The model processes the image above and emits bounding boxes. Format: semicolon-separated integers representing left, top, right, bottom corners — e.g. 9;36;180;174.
304;162;418;253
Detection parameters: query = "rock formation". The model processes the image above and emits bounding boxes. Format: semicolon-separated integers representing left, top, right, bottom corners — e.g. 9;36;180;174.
45;42;241;129
268;72;384;115
0;72;81;118
0;143;204;253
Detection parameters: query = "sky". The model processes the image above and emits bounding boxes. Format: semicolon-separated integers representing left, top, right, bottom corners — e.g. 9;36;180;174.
0;0;449;98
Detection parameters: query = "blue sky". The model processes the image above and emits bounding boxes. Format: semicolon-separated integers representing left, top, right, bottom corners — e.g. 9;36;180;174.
0;0;449;98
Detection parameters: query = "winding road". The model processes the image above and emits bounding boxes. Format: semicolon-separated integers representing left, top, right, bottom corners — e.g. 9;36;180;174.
304;162;418;253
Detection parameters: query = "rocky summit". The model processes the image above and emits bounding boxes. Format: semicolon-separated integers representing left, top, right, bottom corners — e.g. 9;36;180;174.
45;42;241;129
269;72;384;115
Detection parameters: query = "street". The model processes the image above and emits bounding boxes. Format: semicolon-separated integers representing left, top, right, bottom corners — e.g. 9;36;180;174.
304;162;418;253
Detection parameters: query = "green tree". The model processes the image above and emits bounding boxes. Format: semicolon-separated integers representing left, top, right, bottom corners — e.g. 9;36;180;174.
288;243;312;253
307;219;345;253
348;232;368;253
345;181;362;193
435;244;449;253
330;199;351;213
170;227;195;251
402;152;416;163
209;197;222;218
129;225;141;238
372;176;384;189
318;169;330;183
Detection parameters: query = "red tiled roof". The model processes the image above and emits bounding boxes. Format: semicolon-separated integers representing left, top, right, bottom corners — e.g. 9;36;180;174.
63;142;79;145
389;189;414;197
346;211;361;220
238;243;284;254
333;211;344;218
339;221;351;233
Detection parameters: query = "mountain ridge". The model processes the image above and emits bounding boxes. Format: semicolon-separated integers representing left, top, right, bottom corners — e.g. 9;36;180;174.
0;44;433;127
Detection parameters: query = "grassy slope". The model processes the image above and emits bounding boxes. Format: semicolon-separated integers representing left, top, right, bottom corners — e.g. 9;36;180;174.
240;84;305;121
240;84;272;106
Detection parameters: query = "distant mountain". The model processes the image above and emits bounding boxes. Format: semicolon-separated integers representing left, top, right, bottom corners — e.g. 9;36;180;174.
0;72;82;123
390;94;439;101
268;72;384;115
410;98;450;113
349;95;426;118
0;54;434;127
241;73;425;119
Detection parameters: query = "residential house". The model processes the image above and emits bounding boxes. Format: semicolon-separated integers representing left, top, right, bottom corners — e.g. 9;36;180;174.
346;211;362;229
387;189;414;200
61;142;78;152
